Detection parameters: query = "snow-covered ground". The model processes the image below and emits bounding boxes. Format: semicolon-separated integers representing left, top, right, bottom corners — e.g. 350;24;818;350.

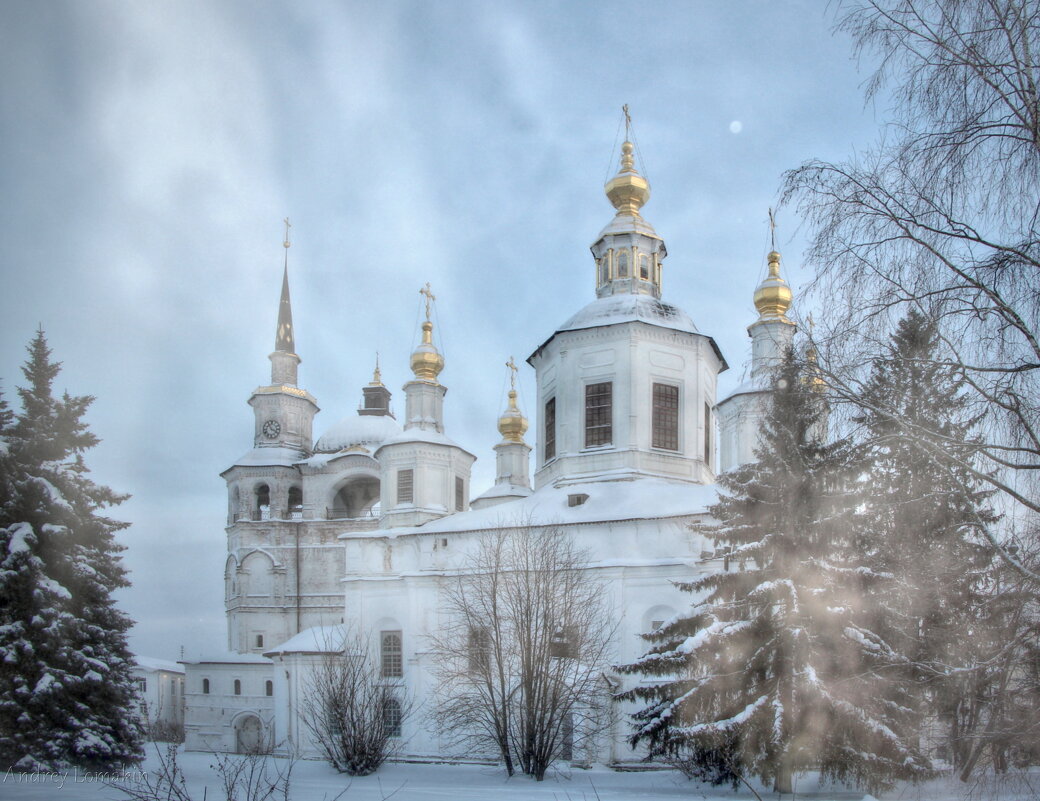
1;749;1037;801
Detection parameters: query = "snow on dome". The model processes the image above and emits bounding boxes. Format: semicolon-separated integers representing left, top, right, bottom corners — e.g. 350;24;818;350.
315;414;401;454
557;294;698;336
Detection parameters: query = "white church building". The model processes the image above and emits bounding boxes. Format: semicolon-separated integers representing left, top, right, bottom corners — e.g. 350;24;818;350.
181;137;798;763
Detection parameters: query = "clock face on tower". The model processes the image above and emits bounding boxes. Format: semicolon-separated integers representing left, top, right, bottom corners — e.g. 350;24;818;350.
262;420;281;439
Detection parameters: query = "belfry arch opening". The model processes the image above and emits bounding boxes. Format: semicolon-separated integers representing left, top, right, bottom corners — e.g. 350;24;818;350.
328;475;380;520
287;486;303;519
255;484;271;521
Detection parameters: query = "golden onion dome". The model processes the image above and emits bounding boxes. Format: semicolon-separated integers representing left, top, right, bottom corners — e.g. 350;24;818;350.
497;389;528;443
410;320;444;381
753;250;793;321
605;141;650;216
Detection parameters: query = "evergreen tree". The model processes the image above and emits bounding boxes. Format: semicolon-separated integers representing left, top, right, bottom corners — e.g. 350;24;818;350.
617;352;931;795
855;310;998;771
0;329;143;771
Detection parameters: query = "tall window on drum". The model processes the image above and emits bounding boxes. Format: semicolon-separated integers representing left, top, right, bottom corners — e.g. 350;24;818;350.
639;253;650;280
652;383;679;450
544;398;556;462
585;382;612;447
616;251;629;278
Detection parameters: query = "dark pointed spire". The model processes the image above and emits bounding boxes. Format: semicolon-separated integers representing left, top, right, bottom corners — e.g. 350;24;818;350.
275;218;295;353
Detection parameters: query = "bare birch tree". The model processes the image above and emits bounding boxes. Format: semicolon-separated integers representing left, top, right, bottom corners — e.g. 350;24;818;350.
782;0;1040;582
427;524;616;781
299;628;410;776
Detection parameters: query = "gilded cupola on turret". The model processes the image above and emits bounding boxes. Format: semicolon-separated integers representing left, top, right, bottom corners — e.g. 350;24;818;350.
410;283;445;382
497;357;528;443
753;250;794;323
605;140;650;217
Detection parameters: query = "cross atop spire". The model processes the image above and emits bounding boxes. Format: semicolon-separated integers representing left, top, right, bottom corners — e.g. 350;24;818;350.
768;207;777;252
505;356;518;391
420;282;436;321
622;103;632;139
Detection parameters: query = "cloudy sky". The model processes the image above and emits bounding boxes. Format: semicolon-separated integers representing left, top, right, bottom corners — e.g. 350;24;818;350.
1;1;885;660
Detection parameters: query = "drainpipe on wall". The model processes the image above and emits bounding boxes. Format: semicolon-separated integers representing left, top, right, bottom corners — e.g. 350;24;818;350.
295;522;301;634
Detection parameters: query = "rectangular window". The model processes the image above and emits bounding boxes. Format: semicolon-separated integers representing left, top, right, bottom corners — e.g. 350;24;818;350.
255;634;264;649
455;476;464;512
544;398;556;461
468;627;490;672
397;469;413;504
704;402;713;466
652;383;680;450
137;678;147;693
382;698;403;737
584;382;612;448
381;631;403;678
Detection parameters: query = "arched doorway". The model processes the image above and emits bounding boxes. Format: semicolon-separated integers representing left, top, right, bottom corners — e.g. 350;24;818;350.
234;714;268;754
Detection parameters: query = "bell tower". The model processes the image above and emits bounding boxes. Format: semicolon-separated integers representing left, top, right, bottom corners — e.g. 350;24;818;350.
247;220;319;452
716;230;798;472
375;284;476;528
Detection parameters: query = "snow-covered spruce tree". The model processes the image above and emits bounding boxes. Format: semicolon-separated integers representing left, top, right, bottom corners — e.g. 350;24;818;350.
617;351;931;795
0;329;143;771
855;309;997;770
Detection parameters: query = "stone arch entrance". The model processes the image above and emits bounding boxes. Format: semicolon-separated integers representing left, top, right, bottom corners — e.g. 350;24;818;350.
234;713;268;754
328;475;380;519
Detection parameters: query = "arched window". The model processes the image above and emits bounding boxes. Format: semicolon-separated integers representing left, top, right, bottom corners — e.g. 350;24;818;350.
287;486;303;520
230;486;240;522
255;484;271;521
265;680;273;697
616;250;629;277
203;678;210;694
639;253;650;280
381;631;403;677
382;698;403;737
597;257;607;285
234;679;241;696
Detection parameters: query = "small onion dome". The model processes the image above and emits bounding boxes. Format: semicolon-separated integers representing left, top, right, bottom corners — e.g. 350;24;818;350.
498;389;528;443
605;141;650;216
804;345;827;393
410;320;444;381
753;250;793;321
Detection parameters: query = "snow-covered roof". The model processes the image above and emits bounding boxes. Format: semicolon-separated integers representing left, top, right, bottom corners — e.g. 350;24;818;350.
593;211;662;241
264;625;345;656
558;294;698;336
528;295;728;372
314;414;401;454
375;426;474;457
718;374;770;405
225;446;306;470
472;481;534;503
179;651;272;665
133;655;184;674
343;475;718;540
